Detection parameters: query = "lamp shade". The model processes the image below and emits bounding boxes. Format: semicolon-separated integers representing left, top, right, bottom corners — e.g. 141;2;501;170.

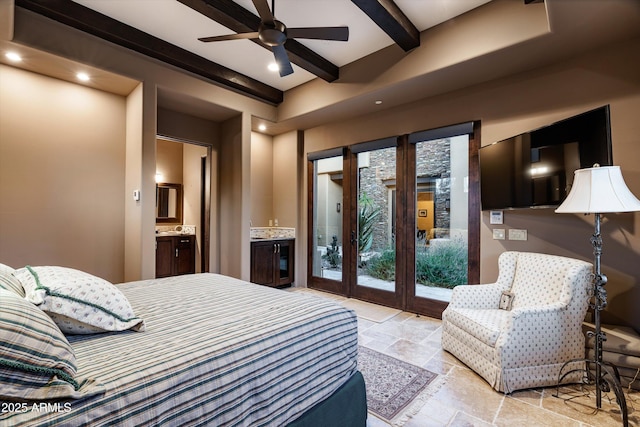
556;165;640;214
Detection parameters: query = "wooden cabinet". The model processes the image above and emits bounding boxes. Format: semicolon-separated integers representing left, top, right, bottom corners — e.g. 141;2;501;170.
250;239;294;287
156;235;196;278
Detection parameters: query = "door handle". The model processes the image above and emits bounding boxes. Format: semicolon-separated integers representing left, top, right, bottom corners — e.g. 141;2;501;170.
350;231;356;245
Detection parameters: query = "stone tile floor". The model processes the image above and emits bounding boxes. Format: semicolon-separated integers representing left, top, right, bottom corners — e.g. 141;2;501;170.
295;288;640;427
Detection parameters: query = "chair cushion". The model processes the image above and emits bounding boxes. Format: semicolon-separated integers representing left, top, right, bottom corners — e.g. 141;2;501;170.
510;252;570;309
445;308;511;347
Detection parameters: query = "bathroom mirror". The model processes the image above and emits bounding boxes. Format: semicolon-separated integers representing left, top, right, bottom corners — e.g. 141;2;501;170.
156;183;183;223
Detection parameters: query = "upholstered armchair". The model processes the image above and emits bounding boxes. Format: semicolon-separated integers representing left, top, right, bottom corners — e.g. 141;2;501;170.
441;251;592;393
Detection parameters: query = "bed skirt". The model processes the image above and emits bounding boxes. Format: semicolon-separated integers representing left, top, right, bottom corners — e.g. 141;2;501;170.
288;371;367;427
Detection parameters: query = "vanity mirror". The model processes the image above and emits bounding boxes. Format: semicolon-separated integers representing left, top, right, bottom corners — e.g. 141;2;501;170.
156;183;183;223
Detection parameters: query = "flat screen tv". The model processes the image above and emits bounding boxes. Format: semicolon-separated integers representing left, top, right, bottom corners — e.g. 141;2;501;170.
480;106;612;210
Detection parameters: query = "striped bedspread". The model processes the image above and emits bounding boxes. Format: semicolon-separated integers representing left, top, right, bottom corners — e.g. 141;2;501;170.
2;274;359;426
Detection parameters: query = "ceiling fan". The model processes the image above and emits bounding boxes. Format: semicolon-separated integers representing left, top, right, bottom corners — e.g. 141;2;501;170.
198;0;349;77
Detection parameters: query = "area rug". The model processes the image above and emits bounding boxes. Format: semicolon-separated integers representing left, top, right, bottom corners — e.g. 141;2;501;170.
358;346;443;426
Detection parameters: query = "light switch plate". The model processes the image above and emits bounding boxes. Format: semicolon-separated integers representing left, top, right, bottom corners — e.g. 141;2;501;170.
509;229;528;241
490;210;503;224
493;229;505;240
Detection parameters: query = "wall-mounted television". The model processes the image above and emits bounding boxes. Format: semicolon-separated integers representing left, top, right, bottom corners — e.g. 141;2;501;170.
480;106;613;210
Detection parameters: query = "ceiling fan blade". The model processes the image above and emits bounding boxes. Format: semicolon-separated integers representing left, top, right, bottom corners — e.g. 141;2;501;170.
287;27;349;41
198;32;259;43
272;44;293;77
252;0;275;25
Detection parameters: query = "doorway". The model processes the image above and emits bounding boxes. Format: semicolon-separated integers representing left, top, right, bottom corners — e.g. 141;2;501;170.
156;136;212;273
307;123;480;318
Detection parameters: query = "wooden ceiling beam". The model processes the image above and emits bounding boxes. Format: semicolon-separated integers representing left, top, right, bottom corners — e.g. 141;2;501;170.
351;0;420;52
179;0;340;82
15;0;283;105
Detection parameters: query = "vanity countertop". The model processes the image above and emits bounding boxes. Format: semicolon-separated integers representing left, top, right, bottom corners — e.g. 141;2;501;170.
250;237;294;242
250;226;295;241
156;231;195;237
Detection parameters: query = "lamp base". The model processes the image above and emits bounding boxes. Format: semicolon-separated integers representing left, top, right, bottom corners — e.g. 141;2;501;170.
555;358;628;426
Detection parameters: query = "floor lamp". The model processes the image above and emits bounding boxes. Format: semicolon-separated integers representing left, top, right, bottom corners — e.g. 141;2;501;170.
555;164;640;426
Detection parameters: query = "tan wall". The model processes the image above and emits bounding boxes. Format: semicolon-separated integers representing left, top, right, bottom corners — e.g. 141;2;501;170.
301;37;640;330
157;107;222;146
250;132;274;227
156;139;183;185
273;131;300;229
0;64;126;282
220;114;251;280
124;82;157;282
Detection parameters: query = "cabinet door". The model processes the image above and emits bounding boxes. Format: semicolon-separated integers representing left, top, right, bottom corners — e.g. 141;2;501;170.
275;240;295;286
176;236;195;275
156;237;174;278
251;242;276;286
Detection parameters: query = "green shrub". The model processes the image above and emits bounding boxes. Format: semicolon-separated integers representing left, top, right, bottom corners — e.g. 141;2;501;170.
322;235;342;269
358;192;380;266
365;239;468;289
365;247;396;281
416;239;467;288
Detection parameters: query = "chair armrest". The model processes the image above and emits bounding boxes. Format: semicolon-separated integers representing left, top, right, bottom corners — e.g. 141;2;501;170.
448;283;505;309
511;302;568;318
497;302;584;364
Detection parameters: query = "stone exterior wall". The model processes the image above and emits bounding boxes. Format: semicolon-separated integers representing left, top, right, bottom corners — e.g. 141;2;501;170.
417;139;451;236
358;139;452;252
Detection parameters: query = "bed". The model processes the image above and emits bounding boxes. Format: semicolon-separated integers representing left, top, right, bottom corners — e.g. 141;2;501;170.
0;268;367;426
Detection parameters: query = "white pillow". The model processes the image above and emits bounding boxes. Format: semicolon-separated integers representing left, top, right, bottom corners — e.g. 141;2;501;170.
15;266;145;335
0;262;25;297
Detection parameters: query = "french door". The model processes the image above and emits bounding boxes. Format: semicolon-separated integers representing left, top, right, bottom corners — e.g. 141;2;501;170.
308;124;480;317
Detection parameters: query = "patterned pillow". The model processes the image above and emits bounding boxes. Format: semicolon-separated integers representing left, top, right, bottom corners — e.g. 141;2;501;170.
0;262;25;297
15;266;145;335
0;288;79;400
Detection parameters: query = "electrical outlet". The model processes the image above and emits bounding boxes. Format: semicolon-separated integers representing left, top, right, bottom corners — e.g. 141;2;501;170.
493;229;505;240
508;229;527;241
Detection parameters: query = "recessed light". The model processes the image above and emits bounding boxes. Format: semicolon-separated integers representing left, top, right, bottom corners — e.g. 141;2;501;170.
5;52;22;62
375;100;382;105
258;124;267;131
76;72;90;82
267;63;279;72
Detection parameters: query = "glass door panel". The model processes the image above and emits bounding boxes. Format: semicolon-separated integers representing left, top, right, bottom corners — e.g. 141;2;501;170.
278;243;290;281
309;155;345;293
413;135;469;304
355;147;397;295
